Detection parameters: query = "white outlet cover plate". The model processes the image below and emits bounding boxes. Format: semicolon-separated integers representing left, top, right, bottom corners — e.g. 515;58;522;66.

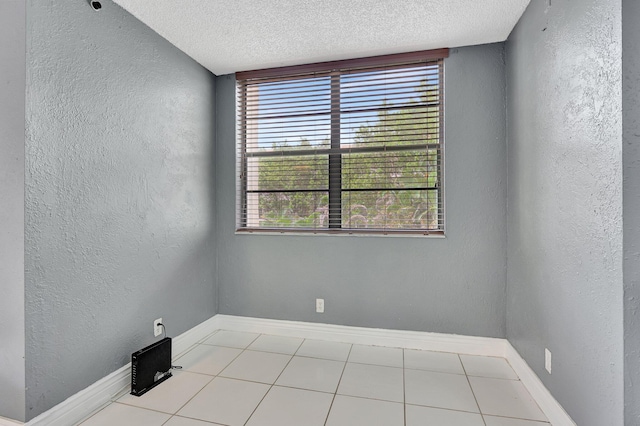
154;318;163;337
316;299;324;313
545;348;552;374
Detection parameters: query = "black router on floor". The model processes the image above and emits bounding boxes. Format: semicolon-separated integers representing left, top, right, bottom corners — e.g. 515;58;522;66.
130;337;172;396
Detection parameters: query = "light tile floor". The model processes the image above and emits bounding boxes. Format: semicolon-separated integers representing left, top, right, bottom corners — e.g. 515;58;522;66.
79;330;551;426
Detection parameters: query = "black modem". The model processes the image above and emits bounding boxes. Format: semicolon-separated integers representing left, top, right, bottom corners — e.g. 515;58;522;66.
131;337;172;396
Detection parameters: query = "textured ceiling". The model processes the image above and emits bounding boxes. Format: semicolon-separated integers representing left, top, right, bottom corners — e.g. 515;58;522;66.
112;0;531;76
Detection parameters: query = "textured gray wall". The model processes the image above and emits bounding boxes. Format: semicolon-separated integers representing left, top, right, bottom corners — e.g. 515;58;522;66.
623;0;640;423
24;0;216;419
216;44;507;338
0;0;26;422
506;1;623;425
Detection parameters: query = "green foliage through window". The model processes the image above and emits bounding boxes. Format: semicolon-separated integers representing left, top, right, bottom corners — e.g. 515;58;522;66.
237;53;445;234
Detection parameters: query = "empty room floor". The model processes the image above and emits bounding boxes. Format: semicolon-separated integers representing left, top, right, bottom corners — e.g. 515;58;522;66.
79;330;550;426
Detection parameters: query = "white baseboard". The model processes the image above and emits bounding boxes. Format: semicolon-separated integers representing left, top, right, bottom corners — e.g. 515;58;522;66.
172;315;221;358
0;417;24;426
505;343;576;426
27;364;129;426
214;314;508;357
21;314;575;426
26;315;220;426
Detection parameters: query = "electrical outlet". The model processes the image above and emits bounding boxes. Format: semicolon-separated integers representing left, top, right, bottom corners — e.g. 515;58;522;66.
316;298;324;313
154;318;163;337
545;348;552;374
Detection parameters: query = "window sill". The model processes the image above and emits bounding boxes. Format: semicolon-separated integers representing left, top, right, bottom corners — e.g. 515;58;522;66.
235;228;445;238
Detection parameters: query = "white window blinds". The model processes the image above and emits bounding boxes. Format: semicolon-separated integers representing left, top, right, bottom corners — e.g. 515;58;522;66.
236;49;447;235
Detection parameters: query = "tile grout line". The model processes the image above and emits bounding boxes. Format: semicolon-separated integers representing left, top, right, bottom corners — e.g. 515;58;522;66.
322;342;353;426
96;401;177;419
83;331;548;426
266;339;527;423
236;332;268;426
482;413;551;424
206;340;412;369
80;335;225;426
403;348;407;426
128;330;225;424
75;402;112;425
241;333;300;426
404;402;496;416
170;414;229;425
120;332;254;426
114;345;220;421
461;354;551;424
458;353;487;426
205;338;521;422
167;341;239;415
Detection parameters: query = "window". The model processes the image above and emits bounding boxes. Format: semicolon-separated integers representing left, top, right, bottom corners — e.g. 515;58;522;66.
236;49;448;235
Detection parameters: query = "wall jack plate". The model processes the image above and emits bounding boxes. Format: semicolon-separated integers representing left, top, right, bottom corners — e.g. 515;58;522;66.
154;318;163;337
545;348;552;374
316;299;325;313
